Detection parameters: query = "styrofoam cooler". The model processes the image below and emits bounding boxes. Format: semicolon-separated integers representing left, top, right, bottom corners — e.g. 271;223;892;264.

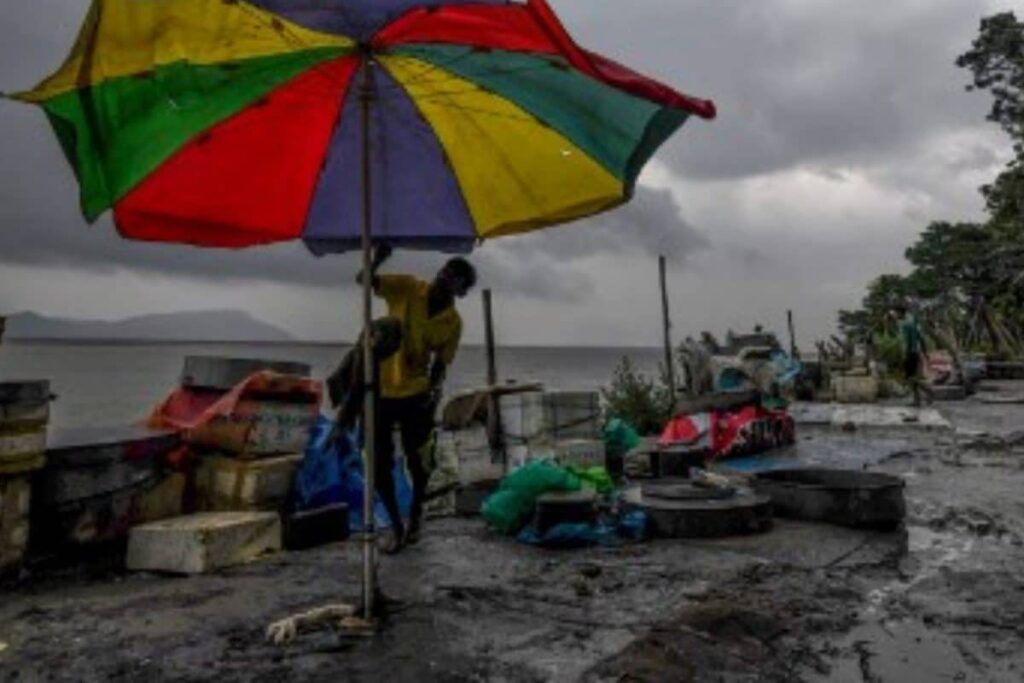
551;439;607;469
188;399;319;457
195;453;303;511
833;376;880;404
436;426;503;485
0;381;51;575
498;391;547;445
498;391;545;470
0;381;51;475
499;390;602;445
544;391;601;441
0;475;31;576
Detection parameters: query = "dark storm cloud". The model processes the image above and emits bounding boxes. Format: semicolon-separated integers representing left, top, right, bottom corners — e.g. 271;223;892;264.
467;186;708;302
490;187;707;263
554;0;1001;181
0;0;1014;337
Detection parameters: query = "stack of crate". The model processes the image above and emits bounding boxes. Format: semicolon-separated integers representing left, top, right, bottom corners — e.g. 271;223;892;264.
0;381;51;575
500;390;605;469
544;391;605;469
179;357;314;513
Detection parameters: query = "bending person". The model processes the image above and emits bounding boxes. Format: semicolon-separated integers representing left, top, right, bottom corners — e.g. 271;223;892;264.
357;244;477;552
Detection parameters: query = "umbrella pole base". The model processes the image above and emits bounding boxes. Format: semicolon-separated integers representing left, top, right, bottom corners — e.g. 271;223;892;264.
337;615;379;638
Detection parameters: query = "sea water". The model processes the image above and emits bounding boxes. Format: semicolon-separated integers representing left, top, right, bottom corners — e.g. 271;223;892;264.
0;341;661;430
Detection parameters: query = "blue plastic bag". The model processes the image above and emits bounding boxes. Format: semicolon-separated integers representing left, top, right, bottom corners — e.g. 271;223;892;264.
294;416;411;530
517;523;602;548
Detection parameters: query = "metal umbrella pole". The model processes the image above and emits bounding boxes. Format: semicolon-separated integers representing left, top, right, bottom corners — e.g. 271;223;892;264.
358;49;377;621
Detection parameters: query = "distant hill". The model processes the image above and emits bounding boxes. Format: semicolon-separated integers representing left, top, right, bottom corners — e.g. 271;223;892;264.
2;310;294;342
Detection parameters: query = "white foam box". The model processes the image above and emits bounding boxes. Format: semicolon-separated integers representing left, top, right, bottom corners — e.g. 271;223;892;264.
196;453;302;511
544;392;601;440
188;400;317;457
436;427;503;484
126;511;281;574
498;391;547;443
0;475;31;574
833;375;880;404
138;473;186;522
551;439;607;469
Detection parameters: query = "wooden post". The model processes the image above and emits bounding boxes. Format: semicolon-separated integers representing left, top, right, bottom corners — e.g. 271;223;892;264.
659;256;676;399
483;289;505;469
787;310;797;358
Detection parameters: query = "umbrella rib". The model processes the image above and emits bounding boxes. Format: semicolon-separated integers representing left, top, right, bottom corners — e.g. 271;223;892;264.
227;1;359;93
374;63;563;98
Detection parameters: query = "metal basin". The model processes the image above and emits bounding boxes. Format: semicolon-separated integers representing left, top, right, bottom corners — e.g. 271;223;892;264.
752;468;905;529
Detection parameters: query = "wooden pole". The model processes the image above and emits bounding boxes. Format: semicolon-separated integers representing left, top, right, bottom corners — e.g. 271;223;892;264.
787;310;797;358
659;256;676;399
484;290;498;387
483;289;506;469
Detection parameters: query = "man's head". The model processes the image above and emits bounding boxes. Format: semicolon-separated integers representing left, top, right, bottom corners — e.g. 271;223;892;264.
436;257;477;299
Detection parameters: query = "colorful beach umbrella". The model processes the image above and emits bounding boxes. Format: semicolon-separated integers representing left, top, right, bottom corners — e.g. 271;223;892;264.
12;0;715;253
11;0;715;622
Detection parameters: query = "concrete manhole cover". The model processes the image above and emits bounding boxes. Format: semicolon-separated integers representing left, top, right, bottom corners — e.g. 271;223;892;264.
641;479;737;501
622;484;772;538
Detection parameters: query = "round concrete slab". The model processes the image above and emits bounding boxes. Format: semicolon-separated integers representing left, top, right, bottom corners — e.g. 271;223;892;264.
641;479;736;501
622;484;772;538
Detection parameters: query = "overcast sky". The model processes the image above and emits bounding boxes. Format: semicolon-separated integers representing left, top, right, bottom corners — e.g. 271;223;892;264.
1;0;1021;346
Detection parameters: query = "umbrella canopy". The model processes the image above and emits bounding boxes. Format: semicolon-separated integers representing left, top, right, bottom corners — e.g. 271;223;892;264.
12;0;716;622
14;0;715;254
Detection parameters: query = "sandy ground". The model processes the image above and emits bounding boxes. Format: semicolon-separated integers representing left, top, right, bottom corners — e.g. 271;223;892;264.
2;384;1024;682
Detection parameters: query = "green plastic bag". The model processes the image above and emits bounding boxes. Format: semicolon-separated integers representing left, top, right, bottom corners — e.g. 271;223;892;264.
482;460;582;535
603;418;641;457
566;466;615;495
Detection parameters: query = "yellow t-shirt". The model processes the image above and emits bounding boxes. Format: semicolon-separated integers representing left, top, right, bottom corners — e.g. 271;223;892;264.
376;274;462;399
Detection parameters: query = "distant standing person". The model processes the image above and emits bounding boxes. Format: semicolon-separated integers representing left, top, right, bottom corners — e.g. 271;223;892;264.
896;304;933;407
357;244;477;552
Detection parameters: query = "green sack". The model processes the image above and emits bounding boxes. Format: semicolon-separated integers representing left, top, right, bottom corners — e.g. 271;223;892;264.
481;490;535;535
603;418;641;457
482;460;582;534
567;465;615;495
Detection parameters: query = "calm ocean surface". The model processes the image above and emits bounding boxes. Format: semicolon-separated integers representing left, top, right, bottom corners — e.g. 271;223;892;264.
0;341;662;430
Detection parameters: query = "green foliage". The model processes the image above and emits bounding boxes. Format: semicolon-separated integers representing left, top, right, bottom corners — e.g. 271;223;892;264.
871;333;904;376
601;356;674;436
840;274;921;343
957;11;1024;230
958;12;1024;149
836;13;1024;354
905;222;1000;299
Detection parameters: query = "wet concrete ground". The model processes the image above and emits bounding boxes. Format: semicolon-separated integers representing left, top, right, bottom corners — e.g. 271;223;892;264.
2;384;1024;682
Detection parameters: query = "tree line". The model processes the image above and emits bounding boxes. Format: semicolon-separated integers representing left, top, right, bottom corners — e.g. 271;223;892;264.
837;12;1024;362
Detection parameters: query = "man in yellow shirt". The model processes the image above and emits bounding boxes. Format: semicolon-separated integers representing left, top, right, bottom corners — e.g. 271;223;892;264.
359;245;476;552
